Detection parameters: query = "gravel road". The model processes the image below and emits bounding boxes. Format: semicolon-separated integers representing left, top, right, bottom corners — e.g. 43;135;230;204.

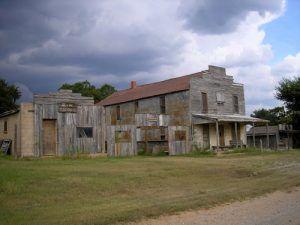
131;187;300;225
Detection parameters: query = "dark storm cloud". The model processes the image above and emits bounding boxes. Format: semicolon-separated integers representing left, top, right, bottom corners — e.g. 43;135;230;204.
0;0;183;95
180;0;283;34
0;0;284;99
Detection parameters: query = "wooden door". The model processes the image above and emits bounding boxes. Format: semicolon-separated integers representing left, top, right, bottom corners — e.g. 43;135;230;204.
202;124;210;149
42;119;56;155
219;125;225;146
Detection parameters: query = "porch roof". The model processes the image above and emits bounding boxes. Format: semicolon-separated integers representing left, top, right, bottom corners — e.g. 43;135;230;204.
192;113;269;124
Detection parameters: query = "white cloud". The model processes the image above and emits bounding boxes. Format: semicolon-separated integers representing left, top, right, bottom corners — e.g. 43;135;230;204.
1;0;298;115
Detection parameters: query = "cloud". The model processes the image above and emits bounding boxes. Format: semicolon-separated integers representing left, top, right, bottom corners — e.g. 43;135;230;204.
179;0;284;34
272;52;300;78
0;0;296;116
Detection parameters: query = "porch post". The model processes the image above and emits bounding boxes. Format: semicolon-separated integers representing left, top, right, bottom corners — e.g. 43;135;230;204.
216;120;220;149
252;122;256;148
266;122;270;149
234;122;238;148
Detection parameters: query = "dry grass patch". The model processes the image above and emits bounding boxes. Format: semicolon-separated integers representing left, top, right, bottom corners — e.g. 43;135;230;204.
0;151;299;225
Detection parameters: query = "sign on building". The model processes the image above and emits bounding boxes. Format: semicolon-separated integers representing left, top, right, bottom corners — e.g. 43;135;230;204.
58;103;77;113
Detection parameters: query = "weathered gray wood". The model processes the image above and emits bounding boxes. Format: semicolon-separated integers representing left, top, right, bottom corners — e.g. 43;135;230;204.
216;121;219;149
234;122;238;148
34;90;103;156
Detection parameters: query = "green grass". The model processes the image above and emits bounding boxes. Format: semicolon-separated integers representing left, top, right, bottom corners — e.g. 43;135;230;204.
0;150;300;225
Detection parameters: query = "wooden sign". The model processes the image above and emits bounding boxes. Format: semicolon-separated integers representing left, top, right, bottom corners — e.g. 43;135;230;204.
147;114;158;126
1;139;12;154
58;102;77;113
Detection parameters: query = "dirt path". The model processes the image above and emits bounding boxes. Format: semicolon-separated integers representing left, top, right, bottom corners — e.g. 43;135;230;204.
130;187;300;225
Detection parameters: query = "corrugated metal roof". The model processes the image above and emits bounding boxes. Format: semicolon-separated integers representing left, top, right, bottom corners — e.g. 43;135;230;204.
193;113;269;123
98;72;204;106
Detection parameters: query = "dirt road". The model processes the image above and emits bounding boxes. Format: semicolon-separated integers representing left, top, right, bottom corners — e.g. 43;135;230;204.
131;187;300;225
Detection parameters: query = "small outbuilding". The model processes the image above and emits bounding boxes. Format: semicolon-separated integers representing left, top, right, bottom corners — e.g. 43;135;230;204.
0;90;103;157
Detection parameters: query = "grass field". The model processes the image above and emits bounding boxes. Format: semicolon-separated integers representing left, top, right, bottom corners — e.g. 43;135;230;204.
0;150;300;225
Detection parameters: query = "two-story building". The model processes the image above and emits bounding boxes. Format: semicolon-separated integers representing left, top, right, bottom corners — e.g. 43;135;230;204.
99;65;268;156
1;65;269;157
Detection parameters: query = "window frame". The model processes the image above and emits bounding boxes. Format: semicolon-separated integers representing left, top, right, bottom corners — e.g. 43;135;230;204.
233;95;239;113
201;92;208;113
76;127;93;138
134;100;139;113
160;95;166;114
116;105;121;120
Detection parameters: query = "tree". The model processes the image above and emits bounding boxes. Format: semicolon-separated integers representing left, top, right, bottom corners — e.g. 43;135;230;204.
251;106;291;125
59;81;116;102
0;79;21;114
275;76;300;129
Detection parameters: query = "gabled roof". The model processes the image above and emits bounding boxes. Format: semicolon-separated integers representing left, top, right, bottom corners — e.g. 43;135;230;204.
98;72;203;106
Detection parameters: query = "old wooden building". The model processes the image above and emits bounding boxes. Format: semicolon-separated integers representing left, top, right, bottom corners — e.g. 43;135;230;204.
0;90;103;157
98;65;268;156
1;65;270;157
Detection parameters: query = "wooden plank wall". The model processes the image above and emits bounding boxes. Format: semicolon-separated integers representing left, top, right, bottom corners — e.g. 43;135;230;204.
168;126;190;155
106;125;137;157
34;103;103;156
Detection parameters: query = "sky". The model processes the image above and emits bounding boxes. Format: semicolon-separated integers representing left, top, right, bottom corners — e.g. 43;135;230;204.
0;0;299;115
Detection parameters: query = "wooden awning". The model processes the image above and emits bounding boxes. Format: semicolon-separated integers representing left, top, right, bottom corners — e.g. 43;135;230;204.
192;113;269;124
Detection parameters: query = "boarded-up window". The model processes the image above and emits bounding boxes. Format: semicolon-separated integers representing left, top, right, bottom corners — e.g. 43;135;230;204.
134;101;139;113
115;131;131;143
160;96;166;114
4;121;7;133
116;105;121;120
233;95;239;113
77;127;93;138
201;92;208;113
216;92;225;104
175;130;186;141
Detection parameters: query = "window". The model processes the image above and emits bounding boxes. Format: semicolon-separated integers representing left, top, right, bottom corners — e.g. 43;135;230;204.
77;127;93;138
4;121;7;133
201;92;208;113
233;95;239;113
134;101;139;113
160;127;166;140
160;96;166;114
175;130;186;141
116;105;121;120
216;92;225;104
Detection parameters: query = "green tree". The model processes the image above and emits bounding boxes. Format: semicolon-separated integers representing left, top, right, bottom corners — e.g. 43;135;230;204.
0;79;21;114
251;106;290;125
275;76;300;129
59;81;116;102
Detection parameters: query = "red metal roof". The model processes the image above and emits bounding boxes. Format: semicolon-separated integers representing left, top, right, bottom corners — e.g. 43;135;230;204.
98;72;203;106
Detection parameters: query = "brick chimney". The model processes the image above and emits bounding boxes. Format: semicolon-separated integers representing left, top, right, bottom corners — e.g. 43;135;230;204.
130;81;137;89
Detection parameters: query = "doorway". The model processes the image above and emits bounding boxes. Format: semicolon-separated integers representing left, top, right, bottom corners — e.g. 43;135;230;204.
219;124;225;146
203;124;210;149
42;119;57;155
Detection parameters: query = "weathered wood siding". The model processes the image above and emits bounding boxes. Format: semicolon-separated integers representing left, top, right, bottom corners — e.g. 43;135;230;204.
168;126;190;155
105;91;190;126
190;71;245;115
34;90;103;156
106;125;137;156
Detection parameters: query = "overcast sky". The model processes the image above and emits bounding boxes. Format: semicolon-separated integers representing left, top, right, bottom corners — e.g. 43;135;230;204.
1;0;300;114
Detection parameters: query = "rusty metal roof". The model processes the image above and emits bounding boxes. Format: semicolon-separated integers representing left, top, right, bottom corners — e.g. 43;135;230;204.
98;72;203;106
